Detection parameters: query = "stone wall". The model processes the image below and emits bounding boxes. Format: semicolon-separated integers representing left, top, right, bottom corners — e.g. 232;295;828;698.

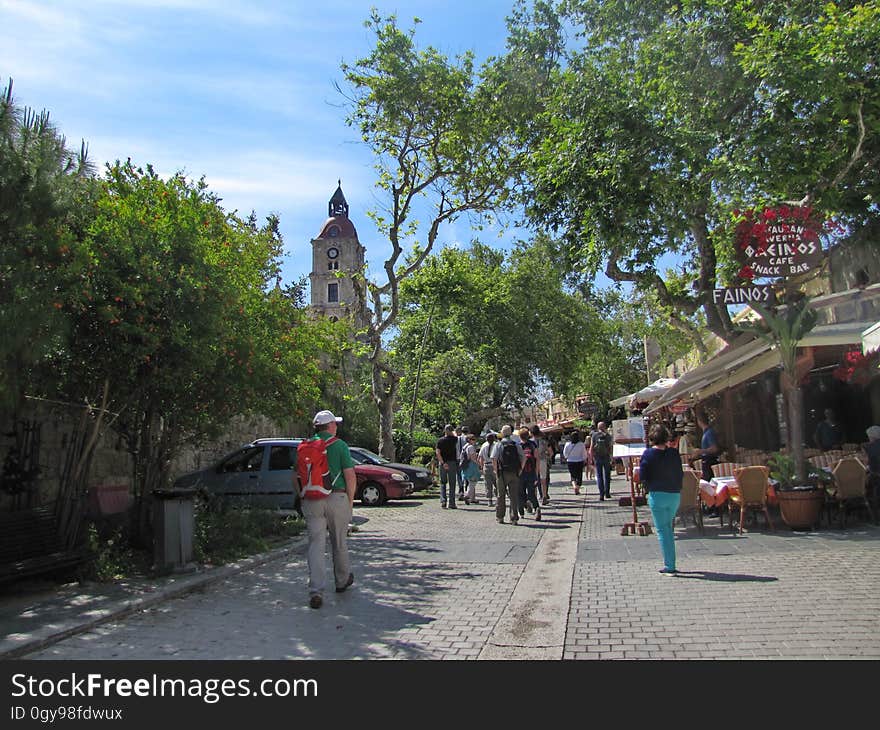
0;400;307;513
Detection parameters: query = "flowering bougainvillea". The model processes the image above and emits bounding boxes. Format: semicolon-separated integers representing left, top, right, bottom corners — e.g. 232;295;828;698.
732;206;833;281
833;347;880;386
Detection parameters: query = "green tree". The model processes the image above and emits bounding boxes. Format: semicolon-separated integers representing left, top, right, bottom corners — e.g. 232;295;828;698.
518;1;878;343
58;161;331;539
0;78;94;414
562;288;688;414
338;11;549;457
392;237;610;431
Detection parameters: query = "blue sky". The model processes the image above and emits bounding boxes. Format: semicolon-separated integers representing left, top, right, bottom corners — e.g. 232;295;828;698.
1;0;521;287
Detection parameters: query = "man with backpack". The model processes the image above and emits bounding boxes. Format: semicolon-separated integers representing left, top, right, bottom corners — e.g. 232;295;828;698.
492;425;525;525
590;421;614;501
298;410;357;609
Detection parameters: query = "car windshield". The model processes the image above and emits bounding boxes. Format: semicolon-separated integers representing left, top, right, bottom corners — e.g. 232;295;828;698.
357;448;389;464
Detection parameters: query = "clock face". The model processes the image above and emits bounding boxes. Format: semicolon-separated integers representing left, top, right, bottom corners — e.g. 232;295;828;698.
327;247;339;259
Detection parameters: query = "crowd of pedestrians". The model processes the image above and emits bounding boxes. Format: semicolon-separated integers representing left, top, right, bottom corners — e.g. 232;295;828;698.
433;423;617;526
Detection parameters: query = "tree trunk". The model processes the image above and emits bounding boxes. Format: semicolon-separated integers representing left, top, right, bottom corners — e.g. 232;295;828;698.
370;348;400;460
376;391;396;461
786;384;807;483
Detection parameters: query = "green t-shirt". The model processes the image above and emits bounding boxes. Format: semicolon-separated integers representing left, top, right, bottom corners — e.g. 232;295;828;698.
315;431;354;490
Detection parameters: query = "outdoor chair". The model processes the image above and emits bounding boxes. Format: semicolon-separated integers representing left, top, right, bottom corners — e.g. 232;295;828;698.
676;469;703;533
711;462;746;478
729;466;774;534
830;457;875;527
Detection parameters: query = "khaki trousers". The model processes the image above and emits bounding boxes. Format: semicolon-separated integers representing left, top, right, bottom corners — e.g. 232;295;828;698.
497;469;521;522
302;492;352;596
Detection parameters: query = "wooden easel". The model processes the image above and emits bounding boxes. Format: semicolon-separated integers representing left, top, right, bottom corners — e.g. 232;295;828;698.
621;456;652;536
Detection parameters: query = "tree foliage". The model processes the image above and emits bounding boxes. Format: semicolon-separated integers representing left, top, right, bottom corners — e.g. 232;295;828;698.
518;0;879;344
338;10;548;456
391;236;673;431
50;161;333;536
0;78;94;413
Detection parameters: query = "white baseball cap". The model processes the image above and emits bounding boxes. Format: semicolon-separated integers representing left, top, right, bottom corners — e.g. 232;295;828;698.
313;409;343;426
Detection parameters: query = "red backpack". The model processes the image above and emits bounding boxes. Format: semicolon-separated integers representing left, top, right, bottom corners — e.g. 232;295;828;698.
296;436;339;500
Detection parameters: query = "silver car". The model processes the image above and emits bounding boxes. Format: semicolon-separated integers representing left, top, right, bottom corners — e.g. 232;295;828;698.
173;438;301;511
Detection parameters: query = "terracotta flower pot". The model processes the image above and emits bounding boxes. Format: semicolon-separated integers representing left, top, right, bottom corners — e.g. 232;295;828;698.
776;487;825;531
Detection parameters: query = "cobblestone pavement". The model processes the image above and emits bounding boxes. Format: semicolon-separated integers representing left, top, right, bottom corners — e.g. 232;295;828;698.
22;467;880;660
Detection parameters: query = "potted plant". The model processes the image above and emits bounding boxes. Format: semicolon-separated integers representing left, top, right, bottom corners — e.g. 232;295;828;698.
768;452;825;531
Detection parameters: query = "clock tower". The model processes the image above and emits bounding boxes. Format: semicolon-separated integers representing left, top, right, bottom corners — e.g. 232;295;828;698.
309;182;366;323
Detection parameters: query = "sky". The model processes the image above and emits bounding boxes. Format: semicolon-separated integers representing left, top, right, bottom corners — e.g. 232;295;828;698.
0;0;521;288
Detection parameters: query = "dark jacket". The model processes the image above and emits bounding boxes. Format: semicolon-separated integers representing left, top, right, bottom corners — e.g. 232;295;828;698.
639;446;683;494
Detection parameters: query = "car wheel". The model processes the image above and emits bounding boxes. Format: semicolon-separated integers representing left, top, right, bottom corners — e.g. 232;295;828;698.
360;482;385;507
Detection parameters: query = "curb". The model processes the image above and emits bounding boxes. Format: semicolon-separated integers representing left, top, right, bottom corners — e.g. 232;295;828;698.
1;535;307;659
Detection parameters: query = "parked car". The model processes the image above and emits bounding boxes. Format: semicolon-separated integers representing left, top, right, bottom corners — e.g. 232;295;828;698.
351;461;413;506
172;438;413;509
172;438;302;512
349;447;433;491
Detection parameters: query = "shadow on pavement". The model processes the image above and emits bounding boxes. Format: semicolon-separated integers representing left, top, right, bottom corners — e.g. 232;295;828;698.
673;570;778;582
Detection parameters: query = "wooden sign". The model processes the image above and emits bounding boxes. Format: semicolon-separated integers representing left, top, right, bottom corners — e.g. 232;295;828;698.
734;206;824;279
712;286;775;306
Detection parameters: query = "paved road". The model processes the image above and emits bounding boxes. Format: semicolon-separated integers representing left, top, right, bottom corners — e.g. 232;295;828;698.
22;467;880;659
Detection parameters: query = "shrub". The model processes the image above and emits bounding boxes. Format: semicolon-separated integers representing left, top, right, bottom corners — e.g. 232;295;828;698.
193;494;303;565
82;524;149;582
392;429;414;463
413;446;435;466
412;429;436;449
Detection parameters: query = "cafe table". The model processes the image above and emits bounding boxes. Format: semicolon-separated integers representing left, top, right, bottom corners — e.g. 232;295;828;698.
699;475;778;508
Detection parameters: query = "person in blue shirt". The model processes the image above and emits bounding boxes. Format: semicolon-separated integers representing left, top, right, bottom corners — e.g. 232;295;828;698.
640;423;684;575
814;409;844;452
694;412;721;482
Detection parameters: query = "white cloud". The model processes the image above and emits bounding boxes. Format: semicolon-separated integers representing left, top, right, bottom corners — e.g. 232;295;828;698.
0;0;80;32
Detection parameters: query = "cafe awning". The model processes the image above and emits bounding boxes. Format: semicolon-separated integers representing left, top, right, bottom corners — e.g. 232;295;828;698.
609;393;632;408
609;378;678;409
631;378;678;404
644;321;875;414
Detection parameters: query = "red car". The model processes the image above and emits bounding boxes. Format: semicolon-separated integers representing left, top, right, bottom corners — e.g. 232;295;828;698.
354;463;414;506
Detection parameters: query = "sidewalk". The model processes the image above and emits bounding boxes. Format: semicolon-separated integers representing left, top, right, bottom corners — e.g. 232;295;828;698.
3;466;879;659
0;541;304;659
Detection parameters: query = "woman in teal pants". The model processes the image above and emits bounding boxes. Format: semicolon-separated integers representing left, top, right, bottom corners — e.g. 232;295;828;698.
639;424;683;575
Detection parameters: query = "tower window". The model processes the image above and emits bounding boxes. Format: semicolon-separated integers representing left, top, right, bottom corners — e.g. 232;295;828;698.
328;261;339;271
328;282;339;303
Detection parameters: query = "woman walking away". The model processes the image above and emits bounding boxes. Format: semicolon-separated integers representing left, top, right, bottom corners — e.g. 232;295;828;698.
478;432;498;506
531;425;551;506
585;423;596;483
563;430;588;495
462;433;482;504
640;424;683;576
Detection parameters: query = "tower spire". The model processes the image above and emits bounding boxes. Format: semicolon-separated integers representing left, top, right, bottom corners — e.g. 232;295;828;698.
329;182;348;218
